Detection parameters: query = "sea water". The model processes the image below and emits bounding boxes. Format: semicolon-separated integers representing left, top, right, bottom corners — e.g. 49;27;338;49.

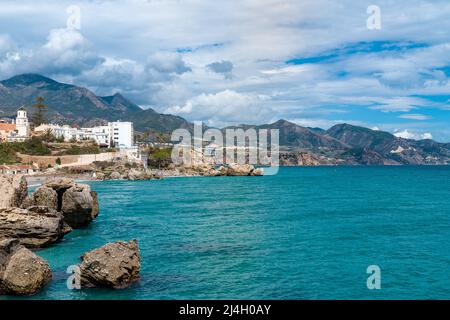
4;166;450;300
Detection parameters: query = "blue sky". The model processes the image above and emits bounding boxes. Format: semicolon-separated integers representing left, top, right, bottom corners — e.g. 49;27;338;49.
0;0;449;141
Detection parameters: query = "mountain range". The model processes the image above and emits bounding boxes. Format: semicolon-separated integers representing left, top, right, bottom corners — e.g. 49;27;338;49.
0;73;449;165
0;74;192;132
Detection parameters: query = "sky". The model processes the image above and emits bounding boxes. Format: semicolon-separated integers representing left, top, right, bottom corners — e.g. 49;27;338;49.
0;0;449;141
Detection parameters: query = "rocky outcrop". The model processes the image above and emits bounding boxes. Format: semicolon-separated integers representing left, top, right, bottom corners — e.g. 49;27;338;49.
280;151;321;166
0;175;28;208
221;164;264;176
0;207;70;248
86;160;156;181
186;165;221;177
23;178;100;229
149;164;264;177
78;240;141;289
125;169;154;181
109;171;121;180
0;239;52;295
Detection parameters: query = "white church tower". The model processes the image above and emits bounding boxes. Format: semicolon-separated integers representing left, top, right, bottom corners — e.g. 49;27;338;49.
16;107;30;138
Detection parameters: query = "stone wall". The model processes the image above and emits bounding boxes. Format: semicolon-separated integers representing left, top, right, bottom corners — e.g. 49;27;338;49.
17;152;119;168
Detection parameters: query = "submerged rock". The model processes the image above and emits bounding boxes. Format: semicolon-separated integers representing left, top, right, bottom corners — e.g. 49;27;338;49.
79;240;141;289
0;207;70;248
0;239;52;296
0;175;28;208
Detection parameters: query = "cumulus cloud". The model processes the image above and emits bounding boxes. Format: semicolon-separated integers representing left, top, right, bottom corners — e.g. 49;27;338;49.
0;27;103;77
166;90;273;126
394;129;433;140
0;0;450;139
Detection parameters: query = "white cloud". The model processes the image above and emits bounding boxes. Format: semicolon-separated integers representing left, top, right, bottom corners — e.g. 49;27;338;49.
398;113;432;120
43;28;84;52
0;0;450;139
394;129;433;140
0;27;103;77
166;90;272;126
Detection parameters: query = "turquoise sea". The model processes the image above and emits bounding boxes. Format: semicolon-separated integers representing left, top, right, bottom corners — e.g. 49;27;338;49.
5;166;450;299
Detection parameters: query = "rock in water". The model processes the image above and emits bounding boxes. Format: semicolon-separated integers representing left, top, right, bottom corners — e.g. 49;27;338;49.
79;240;141;289
0;207;70;248
90;191;99;219
0;175;28;208
226;163;259;176
61;184;97;228
21;186;58;211
25;178;100;229
251;168;264;176
0;239;52;296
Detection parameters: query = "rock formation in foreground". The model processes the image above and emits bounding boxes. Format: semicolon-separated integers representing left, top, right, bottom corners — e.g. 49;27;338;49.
0;175;28;208
78;240;141;289
22;178;99;228
0;239;52;296
0;206;70;248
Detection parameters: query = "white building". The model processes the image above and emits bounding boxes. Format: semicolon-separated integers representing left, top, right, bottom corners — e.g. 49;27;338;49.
6;107;30;142
35;121;135;149
110;121;134;149
16;107;30;138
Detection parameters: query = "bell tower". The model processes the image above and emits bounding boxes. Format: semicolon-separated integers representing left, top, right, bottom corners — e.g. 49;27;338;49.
16;106;30;138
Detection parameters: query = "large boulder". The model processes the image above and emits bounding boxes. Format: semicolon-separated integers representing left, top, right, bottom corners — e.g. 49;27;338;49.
0;175;28;208
79;240;141;289
25;178;100;229
61;184;98;228
0;206;70;248
44;178;76;191
21;186;58;211
0;239;52;296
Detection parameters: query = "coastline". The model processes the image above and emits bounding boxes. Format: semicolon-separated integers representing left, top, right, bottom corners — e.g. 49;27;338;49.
24;170;199;187
24;163;450;186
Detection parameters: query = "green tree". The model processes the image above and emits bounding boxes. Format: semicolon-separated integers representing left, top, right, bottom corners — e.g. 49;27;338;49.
42;128;56;142
149;147;172;169
31;96;47;127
